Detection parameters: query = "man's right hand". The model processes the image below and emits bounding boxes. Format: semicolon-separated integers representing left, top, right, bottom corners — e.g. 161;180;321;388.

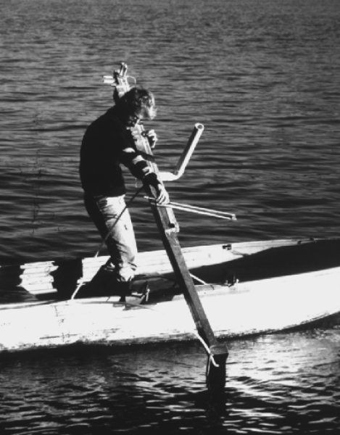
155;183;170;205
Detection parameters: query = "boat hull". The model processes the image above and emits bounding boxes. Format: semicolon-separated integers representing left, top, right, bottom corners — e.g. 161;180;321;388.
1;264;340;353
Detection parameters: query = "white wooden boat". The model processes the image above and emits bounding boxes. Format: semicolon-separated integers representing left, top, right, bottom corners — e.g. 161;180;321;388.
0;237;340;354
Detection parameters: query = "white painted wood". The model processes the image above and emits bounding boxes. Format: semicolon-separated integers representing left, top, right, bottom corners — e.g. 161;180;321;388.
1;264;339;353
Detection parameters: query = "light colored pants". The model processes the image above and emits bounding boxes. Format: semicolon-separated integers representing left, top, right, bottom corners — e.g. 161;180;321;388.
84;194;137;282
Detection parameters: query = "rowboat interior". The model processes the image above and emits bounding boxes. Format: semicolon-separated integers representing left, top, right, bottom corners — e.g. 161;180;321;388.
1;237;339;303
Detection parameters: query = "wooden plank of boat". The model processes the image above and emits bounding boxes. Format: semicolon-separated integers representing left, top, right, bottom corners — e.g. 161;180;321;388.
0;238;319;299
1;265;339;354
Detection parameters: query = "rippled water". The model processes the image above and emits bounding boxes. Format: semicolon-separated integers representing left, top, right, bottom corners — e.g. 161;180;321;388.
1;0;340;433
1;328;340;434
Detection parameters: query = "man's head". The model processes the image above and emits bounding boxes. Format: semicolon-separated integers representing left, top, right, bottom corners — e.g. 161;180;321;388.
117;87;157;126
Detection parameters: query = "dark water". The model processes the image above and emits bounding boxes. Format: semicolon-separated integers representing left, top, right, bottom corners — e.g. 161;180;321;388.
1;0;340;433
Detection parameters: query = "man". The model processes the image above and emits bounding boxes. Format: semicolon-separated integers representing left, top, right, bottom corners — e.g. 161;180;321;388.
80;86;169;295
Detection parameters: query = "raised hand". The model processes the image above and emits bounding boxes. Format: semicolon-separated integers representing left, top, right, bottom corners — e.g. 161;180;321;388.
145;129;158;149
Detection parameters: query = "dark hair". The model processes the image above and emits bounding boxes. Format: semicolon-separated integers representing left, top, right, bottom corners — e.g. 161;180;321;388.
117;87;156;119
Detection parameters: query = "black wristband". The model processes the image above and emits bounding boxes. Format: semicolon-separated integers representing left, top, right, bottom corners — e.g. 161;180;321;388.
143;172;160;188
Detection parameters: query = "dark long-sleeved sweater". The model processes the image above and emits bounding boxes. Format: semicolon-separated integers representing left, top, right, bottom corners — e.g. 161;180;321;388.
80;106;156;196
